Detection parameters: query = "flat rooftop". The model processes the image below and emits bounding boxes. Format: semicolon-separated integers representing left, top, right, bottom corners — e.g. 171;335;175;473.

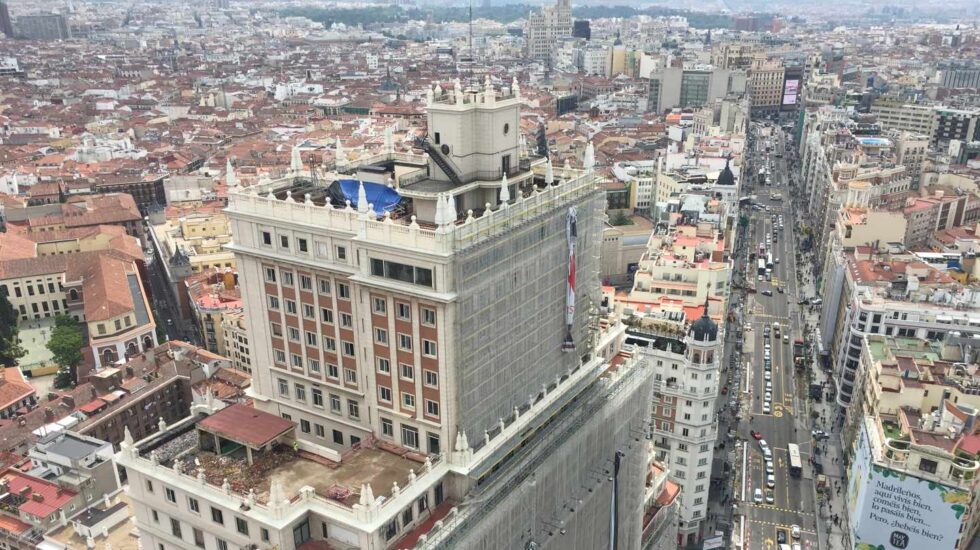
270;447;419;506
46;494;137;549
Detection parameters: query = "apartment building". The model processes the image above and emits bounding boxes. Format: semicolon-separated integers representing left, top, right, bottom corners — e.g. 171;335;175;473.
904;187;979;247
646;67;745;113
2;194;144;242
747;56;785;113
185;269;242;358
820;246;980;409
524;0;572;62
116;83;662;550
626;305;723;546
870;101;938;137
629;220;730;310
843;336;980;549
221;310;253;374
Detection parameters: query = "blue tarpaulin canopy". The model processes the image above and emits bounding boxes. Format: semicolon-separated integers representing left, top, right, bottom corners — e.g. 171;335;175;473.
327;179;402;216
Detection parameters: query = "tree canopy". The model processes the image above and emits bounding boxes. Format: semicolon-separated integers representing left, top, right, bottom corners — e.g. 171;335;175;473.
0;292;24;368
47;316;84;389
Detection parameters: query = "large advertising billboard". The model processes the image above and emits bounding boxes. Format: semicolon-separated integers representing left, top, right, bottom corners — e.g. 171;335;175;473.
781;79;799;105
848;422;970;550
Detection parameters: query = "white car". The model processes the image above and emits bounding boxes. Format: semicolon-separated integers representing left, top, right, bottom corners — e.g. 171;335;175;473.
764;371;772;381
765;391;772;402
763;402;771;414
765;381;772;392
767;473;776;488
765;460;774;474
791;525;801;539
754;488;763;503
763;447;773;460
758;439;768;450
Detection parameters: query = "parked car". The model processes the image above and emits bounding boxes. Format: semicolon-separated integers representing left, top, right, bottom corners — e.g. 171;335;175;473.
791;525;801;539
766;489;775;504
767;474;776;488
754;488;764;503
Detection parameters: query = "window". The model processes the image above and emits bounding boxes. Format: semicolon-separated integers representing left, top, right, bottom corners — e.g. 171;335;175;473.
402;507;414;526
919;458;938;474
265;267;277;283
295;384;306;401
278;379;289;396
330;394;342;413
327;364;339;378
428;433;441;454
338;283;350;299
373;297;387;314
377;357;391;374
308;358;320;373
211;507;224;525
323;337;336;352
146;480;154;493
379;386;392;402
348;400;360;419
303;304;315;319
298;238;308;253
320;308;334;324
381;418;394;437
151;509;158;523
171;518;182;539
287;327;300;341
299;274;312;290
300;419;311;433
280;235;289;249
271;322;282;337
282;271;294;286
305;331;318;346
273;349;286;364
217;539;229;550
425;399;440;418
268;296;280;310
286;300;297;315
375;328;388;345
291;354;303;368
397;303;411;320
312;388;323;407
193;527;205;548
370;258;433;287
235;517;249;536
262;231;272;245
402;393;416;409
261;528;270;542
340;313;353;328
423;339;437;357
402;425;419;448
400;363;414;380
318;279;331;295
165;487;176;503
344;368;357;384
315;424;325;437
336;246;347;260
333;430;344;444
424;370;438;388
188;497;199;513
398;334;412;351
342;341;355;357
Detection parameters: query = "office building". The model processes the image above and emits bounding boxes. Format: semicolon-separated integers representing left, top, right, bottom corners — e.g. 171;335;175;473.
524;0;572;62
116;80;662;550
16;14;70;41
0;1;12;38
647;67;744;113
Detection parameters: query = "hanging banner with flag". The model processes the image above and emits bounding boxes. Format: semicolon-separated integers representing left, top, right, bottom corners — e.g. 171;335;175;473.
562;207;577;352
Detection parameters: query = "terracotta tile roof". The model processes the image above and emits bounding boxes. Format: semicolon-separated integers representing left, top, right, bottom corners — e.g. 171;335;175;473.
1;468;77;518
0;512;31;536
0;232;36;262
0;368;35;411
64;254;138;322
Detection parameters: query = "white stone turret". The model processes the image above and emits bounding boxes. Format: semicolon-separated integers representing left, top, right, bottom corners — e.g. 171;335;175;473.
512;76;521;99
357;181;369;215
225;157;238;188
446;194;457;223
499;173;510;205
290;145;303;174
434;193;447;227
545;159;554;185
454;78;463;105
384;126;394;153
335;137;346;168
583;141;595;172
484;75;495;106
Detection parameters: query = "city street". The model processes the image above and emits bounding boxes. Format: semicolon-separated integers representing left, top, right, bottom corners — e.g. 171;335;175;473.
735;123;821;550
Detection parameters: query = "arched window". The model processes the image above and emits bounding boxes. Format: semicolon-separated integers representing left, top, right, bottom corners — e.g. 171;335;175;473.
102;348;116;364
126;343;137;357
143;336;153;349
68;289;79;301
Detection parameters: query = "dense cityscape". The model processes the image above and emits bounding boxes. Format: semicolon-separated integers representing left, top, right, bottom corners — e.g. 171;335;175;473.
0;0;978;549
